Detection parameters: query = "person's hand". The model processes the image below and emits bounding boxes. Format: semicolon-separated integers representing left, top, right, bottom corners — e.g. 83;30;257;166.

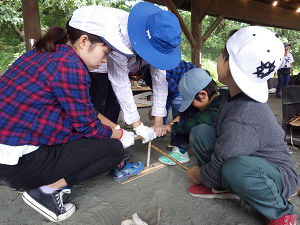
133;123;156;144
187;166;202;184
170;116;180;125
152;122;168;137
119;129;135;148
165;124;172;133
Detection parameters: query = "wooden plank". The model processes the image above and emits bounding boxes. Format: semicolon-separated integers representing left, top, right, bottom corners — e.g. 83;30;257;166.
146;0;300;31
131;86;152;91
133;91;152;107
207;0;300;31
136;103;152;108
119;163;166;184
196;0;216;23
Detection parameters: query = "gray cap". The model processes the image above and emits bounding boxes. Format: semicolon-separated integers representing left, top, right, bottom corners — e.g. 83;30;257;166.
283;42;291;46
178;68;212;112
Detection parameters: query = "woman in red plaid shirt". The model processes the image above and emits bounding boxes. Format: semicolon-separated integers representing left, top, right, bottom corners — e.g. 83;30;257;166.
0;6;144;222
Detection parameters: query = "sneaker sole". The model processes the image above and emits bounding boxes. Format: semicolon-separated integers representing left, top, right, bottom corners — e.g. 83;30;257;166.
188;191;239;200
22;192;76;222
158;157;190;166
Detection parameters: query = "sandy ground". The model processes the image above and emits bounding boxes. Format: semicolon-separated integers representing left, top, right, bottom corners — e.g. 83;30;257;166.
0;95;299;225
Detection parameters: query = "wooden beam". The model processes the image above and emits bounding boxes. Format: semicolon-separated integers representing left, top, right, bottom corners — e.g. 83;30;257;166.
175;0;186;8
145;0;300;31
22;0;41;51
165;0;195;47
202;15;224;43
207;0;300;31
191;0;202;67
197;0;217;23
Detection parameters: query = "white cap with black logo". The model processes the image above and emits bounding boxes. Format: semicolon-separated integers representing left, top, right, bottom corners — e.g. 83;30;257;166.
227;26;284;103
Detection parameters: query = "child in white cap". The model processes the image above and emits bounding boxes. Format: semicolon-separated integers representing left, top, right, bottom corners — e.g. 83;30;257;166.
186;26;298;225
158;68;221;166
0;5;143;222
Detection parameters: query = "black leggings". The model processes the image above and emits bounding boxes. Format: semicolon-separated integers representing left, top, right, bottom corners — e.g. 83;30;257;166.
0;138;123;191
89;72;120;123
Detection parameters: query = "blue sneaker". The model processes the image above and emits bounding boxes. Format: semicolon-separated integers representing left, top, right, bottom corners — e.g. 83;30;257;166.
113;161;144;182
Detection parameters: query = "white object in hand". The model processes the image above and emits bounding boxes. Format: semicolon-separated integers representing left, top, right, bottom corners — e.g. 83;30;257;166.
133;123;157;144
119;129;135;148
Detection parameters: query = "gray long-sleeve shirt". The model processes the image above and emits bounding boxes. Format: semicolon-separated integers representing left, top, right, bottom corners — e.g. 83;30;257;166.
200;92;299;199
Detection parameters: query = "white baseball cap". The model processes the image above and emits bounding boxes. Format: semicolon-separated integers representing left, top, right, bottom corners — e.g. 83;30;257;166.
227;26;284;103
69;5;133;56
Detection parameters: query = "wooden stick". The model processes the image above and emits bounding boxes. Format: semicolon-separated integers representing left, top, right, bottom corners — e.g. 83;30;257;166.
147;141;152;167
151;145;189;171
156;207;162;225
134;136;142;141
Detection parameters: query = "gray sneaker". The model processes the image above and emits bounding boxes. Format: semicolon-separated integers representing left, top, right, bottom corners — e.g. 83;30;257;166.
22;187;76;222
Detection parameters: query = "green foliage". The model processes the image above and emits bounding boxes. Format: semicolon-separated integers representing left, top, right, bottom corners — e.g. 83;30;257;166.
0;0;23;26
0;38;25;74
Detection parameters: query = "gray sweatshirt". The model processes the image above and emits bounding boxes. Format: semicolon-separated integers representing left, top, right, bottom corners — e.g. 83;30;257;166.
200;92;299;199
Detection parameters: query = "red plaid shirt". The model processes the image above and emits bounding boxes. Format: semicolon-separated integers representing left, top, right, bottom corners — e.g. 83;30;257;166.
0;44;112;146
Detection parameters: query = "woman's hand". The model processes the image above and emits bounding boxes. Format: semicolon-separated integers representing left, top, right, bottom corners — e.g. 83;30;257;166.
170;116;180;125
165;124;172;133
152;117;167;137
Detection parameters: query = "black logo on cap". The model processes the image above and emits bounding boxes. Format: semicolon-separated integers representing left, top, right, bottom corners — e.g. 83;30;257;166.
253;61;275;79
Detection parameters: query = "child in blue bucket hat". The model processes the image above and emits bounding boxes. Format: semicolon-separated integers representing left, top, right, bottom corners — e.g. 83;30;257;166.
90;2;182;149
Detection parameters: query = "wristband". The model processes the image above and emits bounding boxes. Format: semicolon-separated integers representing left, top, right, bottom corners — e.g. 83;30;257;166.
118;129;123;140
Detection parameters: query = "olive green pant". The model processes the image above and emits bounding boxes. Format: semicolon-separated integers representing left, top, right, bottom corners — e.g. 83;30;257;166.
189;124;294;219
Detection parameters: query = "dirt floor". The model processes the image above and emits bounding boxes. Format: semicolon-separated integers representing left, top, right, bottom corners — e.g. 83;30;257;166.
0;95;299;225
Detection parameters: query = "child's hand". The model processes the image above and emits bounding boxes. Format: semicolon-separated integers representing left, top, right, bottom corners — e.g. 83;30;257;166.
165;124;172;132
170;116;180;125
187;166;202;184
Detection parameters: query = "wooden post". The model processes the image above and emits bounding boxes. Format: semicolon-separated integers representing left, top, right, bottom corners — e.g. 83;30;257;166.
202;15;224;42
165;0;195;47
191;0;202;67
22;0;41;51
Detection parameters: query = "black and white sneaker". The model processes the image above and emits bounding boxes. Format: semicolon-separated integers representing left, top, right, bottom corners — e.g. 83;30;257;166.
22;187;76;222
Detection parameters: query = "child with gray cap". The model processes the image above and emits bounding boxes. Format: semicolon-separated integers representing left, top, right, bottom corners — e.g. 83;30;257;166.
159;68;221;165
186;26;299;225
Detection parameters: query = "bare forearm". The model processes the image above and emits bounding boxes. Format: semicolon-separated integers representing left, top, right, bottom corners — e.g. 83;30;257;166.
97;113;117;128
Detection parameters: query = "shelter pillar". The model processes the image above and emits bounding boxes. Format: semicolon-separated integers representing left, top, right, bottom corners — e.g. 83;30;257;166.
191;0;202;67
22;0;41;51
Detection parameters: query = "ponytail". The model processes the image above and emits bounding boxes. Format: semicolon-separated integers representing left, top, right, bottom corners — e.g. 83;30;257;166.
35;27;68;53
35;20;103;53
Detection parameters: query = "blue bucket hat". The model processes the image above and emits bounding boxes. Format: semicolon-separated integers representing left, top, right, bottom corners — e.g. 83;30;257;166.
128;1;182;70
178;68;212;112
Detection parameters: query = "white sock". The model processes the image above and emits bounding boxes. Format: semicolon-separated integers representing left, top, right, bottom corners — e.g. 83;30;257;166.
39;185;58;194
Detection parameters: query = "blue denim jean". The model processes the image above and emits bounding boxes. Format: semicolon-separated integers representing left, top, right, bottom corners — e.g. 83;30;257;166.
163;94;183;124
164;95;183;145
276;70;290;95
